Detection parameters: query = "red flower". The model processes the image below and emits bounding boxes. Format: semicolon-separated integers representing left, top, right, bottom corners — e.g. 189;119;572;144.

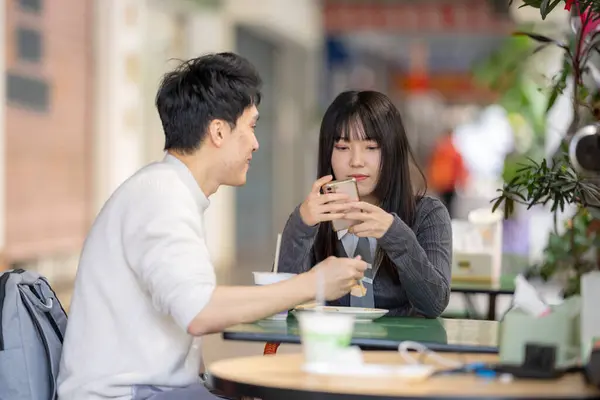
565;0;575;11
582;9;600;37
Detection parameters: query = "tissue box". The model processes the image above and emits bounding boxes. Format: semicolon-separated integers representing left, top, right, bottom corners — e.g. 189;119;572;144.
451;252;494;283
451;216;502;284
498;296;581;369
581;271;600;362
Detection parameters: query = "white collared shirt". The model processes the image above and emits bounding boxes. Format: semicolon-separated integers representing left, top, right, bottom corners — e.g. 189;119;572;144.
337;229;377;259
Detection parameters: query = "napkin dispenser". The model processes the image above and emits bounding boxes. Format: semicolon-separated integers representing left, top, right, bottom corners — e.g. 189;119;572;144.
498;296;581;369
451;209;503;284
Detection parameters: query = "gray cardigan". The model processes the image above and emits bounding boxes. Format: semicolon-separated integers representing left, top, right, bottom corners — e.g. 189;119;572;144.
277;196;452;318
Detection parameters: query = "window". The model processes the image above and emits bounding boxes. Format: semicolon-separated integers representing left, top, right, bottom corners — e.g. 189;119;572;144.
18;0;42;13
16;28;42;63
488;0;509;16
6;73;50;111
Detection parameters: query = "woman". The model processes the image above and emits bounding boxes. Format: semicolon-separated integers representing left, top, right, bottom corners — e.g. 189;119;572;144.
277;90;452;318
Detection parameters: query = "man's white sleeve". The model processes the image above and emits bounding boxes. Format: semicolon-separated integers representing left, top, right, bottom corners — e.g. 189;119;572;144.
121;178;216;332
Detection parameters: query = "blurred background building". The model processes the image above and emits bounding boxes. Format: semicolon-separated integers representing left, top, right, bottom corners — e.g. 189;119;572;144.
0;0;325;284
2;0;93;280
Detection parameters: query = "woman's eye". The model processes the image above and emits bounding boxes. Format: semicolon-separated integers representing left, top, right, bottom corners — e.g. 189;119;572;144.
334;145;348;150
367;146;379;150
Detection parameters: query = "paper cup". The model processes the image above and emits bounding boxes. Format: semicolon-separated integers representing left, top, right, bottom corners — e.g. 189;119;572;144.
297;312;355;367
253;272;296;320
468;208;502;247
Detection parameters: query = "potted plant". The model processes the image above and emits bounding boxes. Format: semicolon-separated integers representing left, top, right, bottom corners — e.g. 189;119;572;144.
491;0;600;296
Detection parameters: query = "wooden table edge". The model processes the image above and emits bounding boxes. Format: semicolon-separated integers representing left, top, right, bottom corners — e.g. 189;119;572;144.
208;352;600;400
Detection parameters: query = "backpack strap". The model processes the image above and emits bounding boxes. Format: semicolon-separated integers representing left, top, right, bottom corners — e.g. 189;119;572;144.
0;269;25;350
30;278;67;342
19;286;59;400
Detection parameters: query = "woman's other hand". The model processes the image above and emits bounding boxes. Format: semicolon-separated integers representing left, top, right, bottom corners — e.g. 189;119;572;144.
299;175;352;226
344;201;394;239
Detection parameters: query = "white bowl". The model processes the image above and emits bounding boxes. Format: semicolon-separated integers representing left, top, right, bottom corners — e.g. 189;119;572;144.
252;272;297;285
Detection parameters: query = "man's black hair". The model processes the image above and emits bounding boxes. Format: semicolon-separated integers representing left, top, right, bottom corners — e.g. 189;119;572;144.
156;52;262;154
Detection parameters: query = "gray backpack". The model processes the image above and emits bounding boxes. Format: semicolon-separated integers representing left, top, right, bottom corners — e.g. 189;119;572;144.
0;269;68;400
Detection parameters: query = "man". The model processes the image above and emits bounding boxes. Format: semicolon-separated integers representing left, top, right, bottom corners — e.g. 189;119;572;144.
57;53;367;400
426;129;467;216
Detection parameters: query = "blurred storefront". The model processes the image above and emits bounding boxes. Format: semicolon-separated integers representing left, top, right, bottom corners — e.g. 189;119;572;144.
322;0;514;170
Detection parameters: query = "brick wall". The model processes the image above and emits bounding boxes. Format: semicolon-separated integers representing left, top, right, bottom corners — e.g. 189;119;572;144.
4;0;94;262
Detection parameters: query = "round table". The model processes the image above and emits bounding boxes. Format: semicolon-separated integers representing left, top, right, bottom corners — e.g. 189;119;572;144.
209;352;600;400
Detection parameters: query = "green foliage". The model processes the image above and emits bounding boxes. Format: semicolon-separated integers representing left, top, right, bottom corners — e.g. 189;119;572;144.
510;0;600;20
546;55;572;113
472;32;548;175
492;147;600;217
492;144;600;296
476;1;600;295
473;32;547;133
539;208;600;296
494;0;600;220
186;0;221;8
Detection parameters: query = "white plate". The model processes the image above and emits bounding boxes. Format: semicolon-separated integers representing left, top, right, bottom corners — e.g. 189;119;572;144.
292;305;388;322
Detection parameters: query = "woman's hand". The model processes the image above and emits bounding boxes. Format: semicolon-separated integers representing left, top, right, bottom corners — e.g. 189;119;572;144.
299;175;352;226
344;201;394;239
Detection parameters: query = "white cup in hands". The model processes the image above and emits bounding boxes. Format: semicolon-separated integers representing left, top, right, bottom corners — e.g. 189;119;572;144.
299;175;354;226
252;272;297;320
310;256;367;301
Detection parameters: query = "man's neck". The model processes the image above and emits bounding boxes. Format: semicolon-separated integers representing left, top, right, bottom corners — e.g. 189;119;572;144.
167;150;220;197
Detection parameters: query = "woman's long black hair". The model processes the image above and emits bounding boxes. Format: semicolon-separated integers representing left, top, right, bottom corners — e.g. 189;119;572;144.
313;90;426;274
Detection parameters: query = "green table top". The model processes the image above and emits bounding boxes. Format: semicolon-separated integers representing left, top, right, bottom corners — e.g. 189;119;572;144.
223;315;498;353
451;275;516;294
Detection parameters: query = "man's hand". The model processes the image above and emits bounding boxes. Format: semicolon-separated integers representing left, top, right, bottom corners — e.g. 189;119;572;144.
187;258;365;336
299;175;352;226
344;201;394;239
309;256;367;300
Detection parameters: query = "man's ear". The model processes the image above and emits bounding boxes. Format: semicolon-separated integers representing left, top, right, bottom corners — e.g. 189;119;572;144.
207;119;227;148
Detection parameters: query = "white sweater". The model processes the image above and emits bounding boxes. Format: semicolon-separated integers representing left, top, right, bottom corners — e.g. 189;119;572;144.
57;154;216;399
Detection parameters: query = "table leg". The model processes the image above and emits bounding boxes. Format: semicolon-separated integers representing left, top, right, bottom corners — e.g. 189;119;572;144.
263;342;280;355
487;293;498;321
462;293;480;319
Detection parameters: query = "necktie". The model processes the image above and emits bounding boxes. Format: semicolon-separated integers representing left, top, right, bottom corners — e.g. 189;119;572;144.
350;237;375;308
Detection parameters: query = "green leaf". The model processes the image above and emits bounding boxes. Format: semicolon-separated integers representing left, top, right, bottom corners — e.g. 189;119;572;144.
514;191;528;201
491;196;504;214
578;85;590;103
532;42;552;55
517;0;545;9
540;0;563;19
547;58;571;113
513;31;567;49
505;198;515;217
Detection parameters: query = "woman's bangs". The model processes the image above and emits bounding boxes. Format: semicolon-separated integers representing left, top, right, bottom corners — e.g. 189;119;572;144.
334;115;379;143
